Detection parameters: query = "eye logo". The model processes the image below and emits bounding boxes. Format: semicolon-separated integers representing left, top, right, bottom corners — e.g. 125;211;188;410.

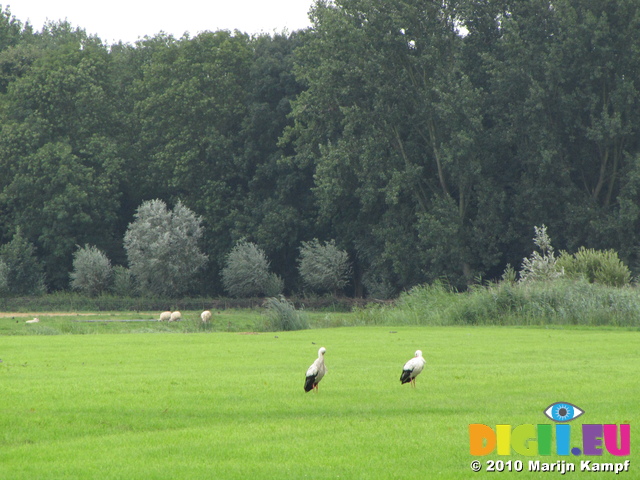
544;402;584;422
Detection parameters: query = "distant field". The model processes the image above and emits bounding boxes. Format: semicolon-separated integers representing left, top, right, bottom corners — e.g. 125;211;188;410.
0;310;358;335
0;325;637;479
0;310;263;335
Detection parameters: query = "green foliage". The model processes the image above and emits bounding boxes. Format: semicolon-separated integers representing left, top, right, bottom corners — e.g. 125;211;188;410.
362;271;396;300
132;31;253;273
298;239;351;294
221;240;283;298
261;295;309;331
0;6;25;48
69;244;113;297
228;33;312;292
111;265;136;297
0;6;31;93
0;28;126;289
263;272;285;298
501;264;517;284
557;247;632;287
0;258;8;294
289;0;501;289
123;199;208;297
355;281;459;326
357;279;640;327
3;3;640;296
0;230;46;295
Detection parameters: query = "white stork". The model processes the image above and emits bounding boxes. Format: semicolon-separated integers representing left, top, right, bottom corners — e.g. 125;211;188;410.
400;350;426;387
304;347;327;392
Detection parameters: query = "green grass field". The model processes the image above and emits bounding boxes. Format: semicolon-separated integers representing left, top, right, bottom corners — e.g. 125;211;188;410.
1;324;638;479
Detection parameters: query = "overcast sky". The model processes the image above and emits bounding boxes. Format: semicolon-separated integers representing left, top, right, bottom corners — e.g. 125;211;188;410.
8;1;314;44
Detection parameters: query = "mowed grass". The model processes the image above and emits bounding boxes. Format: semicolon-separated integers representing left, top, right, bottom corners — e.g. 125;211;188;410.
0;326;638;479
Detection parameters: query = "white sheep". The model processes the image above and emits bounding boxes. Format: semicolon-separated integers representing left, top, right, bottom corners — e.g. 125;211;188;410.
201;310;212;323
25;317;40;324
169;311;182;322
159;311;171;322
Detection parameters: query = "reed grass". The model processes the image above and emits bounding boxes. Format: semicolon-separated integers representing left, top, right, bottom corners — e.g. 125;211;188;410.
355;279;640;328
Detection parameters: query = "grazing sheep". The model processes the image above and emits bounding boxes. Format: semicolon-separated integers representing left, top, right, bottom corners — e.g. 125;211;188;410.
201;310;212;323
169;311;182;322
25;317;40;324
159;311;171;322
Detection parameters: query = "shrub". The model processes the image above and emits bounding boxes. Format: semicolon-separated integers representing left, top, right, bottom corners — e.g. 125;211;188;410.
0;230;46;295
557;247;631;287
0;259;8;295
221;240;283;298
262;295;309;331
501;264;518;284
70;244;113;296
111;265;137;297
298;239;351;294
124;199;208;296
263;272;285;297
519;225;564;282
355;278;640;327
362;271;397;299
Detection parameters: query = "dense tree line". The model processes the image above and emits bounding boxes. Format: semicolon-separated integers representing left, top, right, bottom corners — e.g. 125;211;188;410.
0;0;639;297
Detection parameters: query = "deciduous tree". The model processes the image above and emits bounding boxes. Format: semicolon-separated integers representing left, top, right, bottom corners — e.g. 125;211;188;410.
123;199;207;296
70;244;113;296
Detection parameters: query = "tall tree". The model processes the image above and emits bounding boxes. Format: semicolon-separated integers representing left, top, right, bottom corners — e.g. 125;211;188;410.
0;229;45;295
230;32;315;292
478;0;640;268
0;24;126;288
123;199;207;296
288;0;502;290
0;5;35;93
132;31;253;291
133;31;315;293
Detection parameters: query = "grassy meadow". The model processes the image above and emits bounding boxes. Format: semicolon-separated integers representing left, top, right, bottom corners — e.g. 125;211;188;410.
0;309;356;336
0;322;638;479
0;310;266;335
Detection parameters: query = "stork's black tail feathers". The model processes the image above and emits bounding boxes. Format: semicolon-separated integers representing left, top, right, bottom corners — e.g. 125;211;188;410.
304;374;317;392
400;369;412;384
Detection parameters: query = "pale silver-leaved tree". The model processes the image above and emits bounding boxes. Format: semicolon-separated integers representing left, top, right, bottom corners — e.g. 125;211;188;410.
298;238;351;294
221;240;283;298
124;199;207;296
519;225;564;282
70;244;113;296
